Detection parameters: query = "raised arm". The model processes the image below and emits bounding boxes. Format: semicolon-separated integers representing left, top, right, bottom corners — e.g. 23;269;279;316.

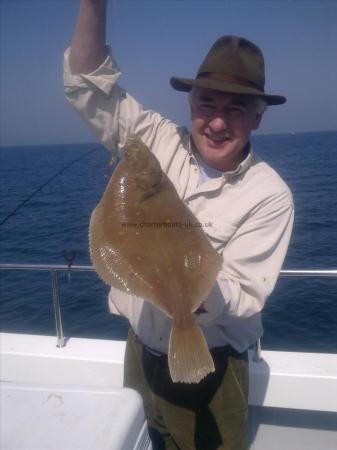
69;0;108;75
64;0;172;152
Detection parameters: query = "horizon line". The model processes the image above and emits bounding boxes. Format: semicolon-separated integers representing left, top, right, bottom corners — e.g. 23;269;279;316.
1;129;336;149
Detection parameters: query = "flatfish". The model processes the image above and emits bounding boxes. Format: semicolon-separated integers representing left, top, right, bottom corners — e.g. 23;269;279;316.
89;136;223;383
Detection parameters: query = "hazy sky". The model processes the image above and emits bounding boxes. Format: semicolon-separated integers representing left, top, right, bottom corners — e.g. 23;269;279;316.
1;0;337;147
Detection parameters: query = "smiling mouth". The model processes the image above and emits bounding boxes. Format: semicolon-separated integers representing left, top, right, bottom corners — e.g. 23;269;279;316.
205;134;231;145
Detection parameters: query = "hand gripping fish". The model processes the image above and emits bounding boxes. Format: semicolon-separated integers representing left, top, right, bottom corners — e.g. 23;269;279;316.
89;136;223;383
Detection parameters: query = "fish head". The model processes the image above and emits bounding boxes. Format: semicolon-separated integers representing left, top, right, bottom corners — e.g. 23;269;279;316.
124;136;163;195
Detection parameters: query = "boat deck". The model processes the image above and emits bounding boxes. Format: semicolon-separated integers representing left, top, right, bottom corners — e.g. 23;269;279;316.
1;333;337;449
2;382;149;450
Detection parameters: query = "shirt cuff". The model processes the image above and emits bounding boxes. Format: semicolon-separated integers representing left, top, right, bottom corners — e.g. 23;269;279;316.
195;272;242;326
63;45;122;96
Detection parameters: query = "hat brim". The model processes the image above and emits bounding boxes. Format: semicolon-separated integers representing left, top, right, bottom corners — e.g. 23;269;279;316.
170;76;286;106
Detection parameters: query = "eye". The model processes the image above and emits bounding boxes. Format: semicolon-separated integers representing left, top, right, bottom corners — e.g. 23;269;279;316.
226;105;246;118
199;103;215;116
229;105;244;112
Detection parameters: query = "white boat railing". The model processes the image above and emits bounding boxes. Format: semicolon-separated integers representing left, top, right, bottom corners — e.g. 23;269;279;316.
1;263;336;358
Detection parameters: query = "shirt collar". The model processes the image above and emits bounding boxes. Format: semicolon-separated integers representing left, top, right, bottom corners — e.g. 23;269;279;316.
187;135;254;179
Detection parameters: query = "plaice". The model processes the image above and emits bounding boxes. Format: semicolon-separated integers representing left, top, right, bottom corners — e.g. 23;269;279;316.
89;136;223;383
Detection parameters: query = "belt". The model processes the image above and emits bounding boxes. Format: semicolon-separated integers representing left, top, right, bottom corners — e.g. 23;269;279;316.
132;330;247;361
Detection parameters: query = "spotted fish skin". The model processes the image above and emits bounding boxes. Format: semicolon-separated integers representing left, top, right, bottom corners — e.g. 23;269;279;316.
89;136;223;383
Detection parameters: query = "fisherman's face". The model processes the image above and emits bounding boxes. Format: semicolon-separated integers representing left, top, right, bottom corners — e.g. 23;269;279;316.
190;88;264;171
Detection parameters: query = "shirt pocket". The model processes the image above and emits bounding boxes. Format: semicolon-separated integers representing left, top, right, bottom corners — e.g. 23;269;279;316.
196;212;238;249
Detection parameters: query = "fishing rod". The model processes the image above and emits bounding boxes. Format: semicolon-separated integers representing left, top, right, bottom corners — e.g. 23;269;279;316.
0;146;101;227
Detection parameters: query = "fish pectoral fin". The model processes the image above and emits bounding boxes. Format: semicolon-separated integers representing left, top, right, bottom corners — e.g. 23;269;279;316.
139;180;162;202
139;188;157;202
168;318;215;384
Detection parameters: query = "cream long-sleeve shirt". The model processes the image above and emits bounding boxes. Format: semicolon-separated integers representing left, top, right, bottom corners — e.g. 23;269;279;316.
63;48;294;353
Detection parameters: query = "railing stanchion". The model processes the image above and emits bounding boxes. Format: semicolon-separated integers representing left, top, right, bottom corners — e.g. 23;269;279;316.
51;269;65;348
253;339;262;362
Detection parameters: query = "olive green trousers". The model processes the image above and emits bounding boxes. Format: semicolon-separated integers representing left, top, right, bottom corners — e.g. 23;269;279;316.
124;330;249;450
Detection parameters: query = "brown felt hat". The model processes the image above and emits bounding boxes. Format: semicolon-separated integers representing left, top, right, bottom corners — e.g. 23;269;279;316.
170;35;286;105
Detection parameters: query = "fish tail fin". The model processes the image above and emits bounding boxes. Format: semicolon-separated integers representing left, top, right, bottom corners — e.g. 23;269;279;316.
168;318;215;383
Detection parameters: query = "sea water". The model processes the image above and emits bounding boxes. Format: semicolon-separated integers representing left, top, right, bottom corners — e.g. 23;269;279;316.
0;131;336;352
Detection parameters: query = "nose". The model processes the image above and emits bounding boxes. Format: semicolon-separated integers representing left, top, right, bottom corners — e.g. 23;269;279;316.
208;114;227;132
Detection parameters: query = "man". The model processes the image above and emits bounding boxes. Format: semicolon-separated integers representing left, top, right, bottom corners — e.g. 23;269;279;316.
64;1;294;448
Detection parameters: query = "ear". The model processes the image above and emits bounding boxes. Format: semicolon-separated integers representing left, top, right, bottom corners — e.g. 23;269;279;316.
190;101;196;121
252;112;264;130
188;87;198;120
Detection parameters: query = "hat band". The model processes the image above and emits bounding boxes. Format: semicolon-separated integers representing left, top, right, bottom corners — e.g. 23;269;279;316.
197;72;263;92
